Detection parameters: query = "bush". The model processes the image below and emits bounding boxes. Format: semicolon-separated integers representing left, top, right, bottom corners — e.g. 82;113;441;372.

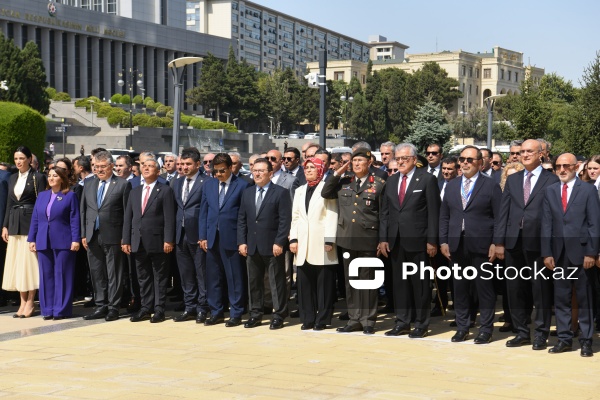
132;95;143;105
46;87;57;100
189;117;237;133
156;105;169;114
107;108;127;126
110;93;122;104
143;96;153;106
145;99;156;110
54;92;71;101
0;102;46;163
180;114;193;125
96;103;114;118
120;94;131;105
147;116;165;128
132;113;151;126
160;117;173;128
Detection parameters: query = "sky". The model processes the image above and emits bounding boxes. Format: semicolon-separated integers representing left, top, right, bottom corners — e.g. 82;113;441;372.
255;0;599;87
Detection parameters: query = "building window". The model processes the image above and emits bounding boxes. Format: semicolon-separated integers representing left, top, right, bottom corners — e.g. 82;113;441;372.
476;85;479;95
362;75;366;85
476;68;480;78
107;0;117;14
462;83;465;93
462;65;466;76
334;71;345;81
508;70;512;81
484;69;491;79
515;72;519;82
469;84;472;95
469;67;473;77
500;69;505;80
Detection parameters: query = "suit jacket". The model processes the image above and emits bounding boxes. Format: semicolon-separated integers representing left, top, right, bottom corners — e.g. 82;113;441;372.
495;168;559;251
129;174;167;188
439;173;502;254
199;175;250;251
80;174;131;245
541;179;600;265
380;168;440;252
160;171;178;183
236;173;255;185
482;168;502;184
295;165;306;186
172;173;206;244
123;181;176;253
237;184;291;256
0;169;10;228
273;171;300;200
27;190;80;250
370;165;388;181
3;170;47;235
290;182;338;266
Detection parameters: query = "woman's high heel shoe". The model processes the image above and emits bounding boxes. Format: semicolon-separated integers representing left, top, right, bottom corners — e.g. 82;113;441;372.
12;313;21;318
20;307;35;318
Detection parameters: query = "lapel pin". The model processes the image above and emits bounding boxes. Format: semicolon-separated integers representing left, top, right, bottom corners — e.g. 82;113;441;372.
57;196;63;201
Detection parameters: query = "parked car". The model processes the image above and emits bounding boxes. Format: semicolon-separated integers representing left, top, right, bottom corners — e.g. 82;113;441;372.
288;131;305;139
304;132;319;139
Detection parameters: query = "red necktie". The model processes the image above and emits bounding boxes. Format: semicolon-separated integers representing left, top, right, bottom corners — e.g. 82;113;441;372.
142;186;151;214
561;183;568;212
398;175;407;206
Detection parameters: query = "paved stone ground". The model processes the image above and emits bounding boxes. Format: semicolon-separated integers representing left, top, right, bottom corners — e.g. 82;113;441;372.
0;299;598;399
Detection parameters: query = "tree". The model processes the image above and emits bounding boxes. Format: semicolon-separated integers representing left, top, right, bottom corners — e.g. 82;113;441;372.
224;46;262;130
512;78;550;139
260;68;304;133
410;62;462;110
571;51;600;155
538;72;578;103
185;53;227;119
0;102;46;163
378;68;413;141
404;99;453;153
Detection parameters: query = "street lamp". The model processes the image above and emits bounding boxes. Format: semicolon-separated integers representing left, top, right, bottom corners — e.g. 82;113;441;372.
268;116;273;136
222;112;230;124
340;90;353;137
232;118;238;129
118;67;143;150
88;99;95;127
484;94;506;149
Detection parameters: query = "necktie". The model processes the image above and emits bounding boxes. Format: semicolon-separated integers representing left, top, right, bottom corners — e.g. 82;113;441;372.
256;187;264;213
398;175;407;206
462;178;471;209
523;171;533;204
355;178;362;192
166;174;173;182
183;178;191;204
430;168;436;175
218;182;226;208
142;185;151;214
95;180;106;230
562;183;568;212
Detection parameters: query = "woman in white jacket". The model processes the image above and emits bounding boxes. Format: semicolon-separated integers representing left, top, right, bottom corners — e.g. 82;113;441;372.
289;158;338;330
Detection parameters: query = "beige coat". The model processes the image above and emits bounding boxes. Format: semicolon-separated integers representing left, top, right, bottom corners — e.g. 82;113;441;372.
290;181;338;266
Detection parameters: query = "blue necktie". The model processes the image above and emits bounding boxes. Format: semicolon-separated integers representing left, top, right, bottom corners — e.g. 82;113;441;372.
95;180;106;230
218;182;226;208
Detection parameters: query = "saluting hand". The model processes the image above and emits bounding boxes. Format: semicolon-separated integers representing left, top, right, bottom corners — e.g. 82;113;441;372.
335;160;351;176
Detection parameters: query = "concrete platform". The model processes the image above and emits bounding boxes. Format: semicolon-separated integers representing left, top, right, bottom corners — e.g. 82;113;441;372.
0;300;598;399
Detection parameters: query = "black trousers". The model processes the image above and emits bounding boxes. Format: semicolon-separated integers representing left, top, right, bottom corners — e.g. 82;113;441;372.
297;263;336;325
87;232;124;311
247;253;288;320
452;236;495;334
176;231;209;314
135;243;168;313
391;240;431;329
342;248;378;328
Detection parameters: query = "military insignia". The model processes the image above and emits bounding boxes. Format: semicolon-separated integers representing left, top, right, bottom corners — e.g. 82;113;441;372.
369;175;374;183
416;178;419;182
366;200;371;206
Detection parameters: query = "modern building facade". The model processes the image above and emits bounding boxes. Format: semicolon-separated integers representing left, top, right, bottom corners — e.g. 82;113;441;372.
186;0;371;76
0;0;231;108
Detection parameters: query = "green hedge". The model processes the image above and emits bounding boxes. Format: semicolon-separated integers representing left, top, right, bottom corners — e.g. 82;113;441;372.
132;95;143;105
46;87;57;100
189;117;237;133
54;92;72;101
120;94;131;105
0;102;46;163
143;96;153;106
107;108;127;126
111;94;123;104
180;114;193;125
96;103;114;118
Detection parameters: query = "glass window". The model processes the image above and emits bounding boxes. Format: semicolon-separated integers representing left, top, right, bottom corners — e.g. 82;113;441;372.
483;69;491;79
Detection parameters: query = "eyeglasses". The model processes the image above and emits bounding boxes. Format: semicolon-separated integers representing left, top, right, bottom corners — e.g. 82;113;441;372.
282;157;295;162
555;164;576;170
388;168;398;173
458;157;481;164
491;161;501;166
203;160;212;164
510;152;520;156
268;156;279;162
395;156;415;162
544;167;554;172
213;168;228;174
252;169;268;174
95;164;111;170
425;151;439;156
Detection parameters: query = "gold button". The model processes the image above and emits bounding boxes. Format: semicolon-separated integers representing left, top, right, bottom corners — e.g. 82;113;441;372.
354;203;357;206
353;211;356;214
352;219;355;222
355;195;359;198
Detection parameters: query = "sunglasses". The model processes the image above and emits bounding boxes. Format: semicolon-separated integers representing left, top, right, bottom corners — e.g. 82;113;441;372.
388;168;398;173
555;164;576;170
491;161;501;166
458;157;481;164
268;156;279;162
203;160;212;164
544;167;554;172
425;152;439;156
510;152;520;156
282;157;295;162
213;168;228;174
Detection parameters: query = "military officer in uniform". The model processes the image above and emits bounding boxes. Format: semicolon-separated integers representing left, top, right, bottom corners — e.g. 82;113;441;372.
322;147;386;334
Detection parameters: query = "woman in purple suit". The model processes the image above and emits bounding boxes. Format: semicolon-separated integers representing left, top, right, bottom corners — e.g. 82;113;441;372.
28;167;80;320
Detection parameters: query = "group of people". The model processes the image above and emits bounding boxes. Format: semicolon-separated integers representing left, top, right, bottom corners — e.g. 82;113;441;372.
0;137;598;358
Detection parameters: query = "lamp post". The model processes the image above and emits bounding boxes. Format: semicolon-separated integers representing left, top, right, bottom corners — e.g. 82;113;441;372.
484;94;506;149
268;116;273;136
223;112;230;124
233;118;238;129
88;99;95;127
340;90;353;137
118;67;143;150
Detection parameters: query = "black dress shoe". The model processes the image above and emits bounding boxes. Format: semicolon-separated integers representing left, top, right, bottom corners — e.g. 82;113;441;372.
83;308;108;320
300;322;314;330
42;315;53;321
151;311;165;323
204;315;224;326
130;310;151;322
225;317;242;327
105;309;120;321
196;312;208;324
581;342;594;357
173;311;197;322
409;328;428;338
532;336;547;350
289;310;300;318
336;324;362;333
244;317;262;328
498;323;514;333
53;316;67;320
338;312;349;321
451;330;469;342
548;341;572;354
474;332;492;344
314;324;327;331
506;336;531;347
385;325;411;336
270;318;284;330
13;313;21;318
363;326;375;335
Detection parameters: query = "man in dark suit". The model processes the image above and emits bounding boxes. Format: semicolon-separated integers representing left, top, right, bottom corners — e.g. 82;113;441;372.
122;159;175;323
491;152;503;173
379;143;440;338
229;151;254;185
268;149;299;198
439;145;502;344
541;153;600;357
130;152;167;188
238;158;292;329
0;168;11;305
80;151;131;321
426;143;445;183
480;148;501;184
495;139;559;350
171;148;209;323
159;153;179;183
199;153;251;326
283;147;306;185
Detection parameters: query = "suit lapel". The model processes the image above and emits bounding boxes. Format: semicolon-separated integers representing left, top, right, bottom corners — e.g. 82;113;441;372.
565;179;580;214
526;170;548;206
220;176;238;209
143;183;161;215
465;174;484;210
399;169;421;211
100;175;117;208
513;170;526;207
256;185;274;218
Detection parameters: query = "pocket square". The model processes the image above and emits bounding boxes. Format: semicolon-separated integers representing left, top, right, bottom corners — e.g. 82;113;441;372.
413;189;423;193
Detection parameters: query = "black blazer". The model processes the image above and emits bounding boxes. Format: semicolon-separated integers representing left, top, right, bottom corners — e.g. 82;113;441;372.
439;173;502;254
495;168;559;251
3;169;47;235
237;184;291;256
123;181;176;253
370;165;388;181
380;168;440;252
172;173;206;244
0;169;10;229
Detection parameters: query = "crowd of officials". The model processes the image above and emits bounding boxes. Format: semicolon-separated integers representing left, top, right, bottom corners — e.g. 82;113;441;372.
0;137;599;358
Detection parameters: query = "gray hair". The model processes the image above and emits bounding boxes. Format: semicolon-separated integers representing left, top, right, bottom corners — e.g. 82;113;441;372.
536;138;551;152
142;158;160;168
380;141;396;150
510;140;523;147
139;151;156;161
352;141;371;151
394;143;417;156
228;151;241;159
163;152;178;161
94;150;114;164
